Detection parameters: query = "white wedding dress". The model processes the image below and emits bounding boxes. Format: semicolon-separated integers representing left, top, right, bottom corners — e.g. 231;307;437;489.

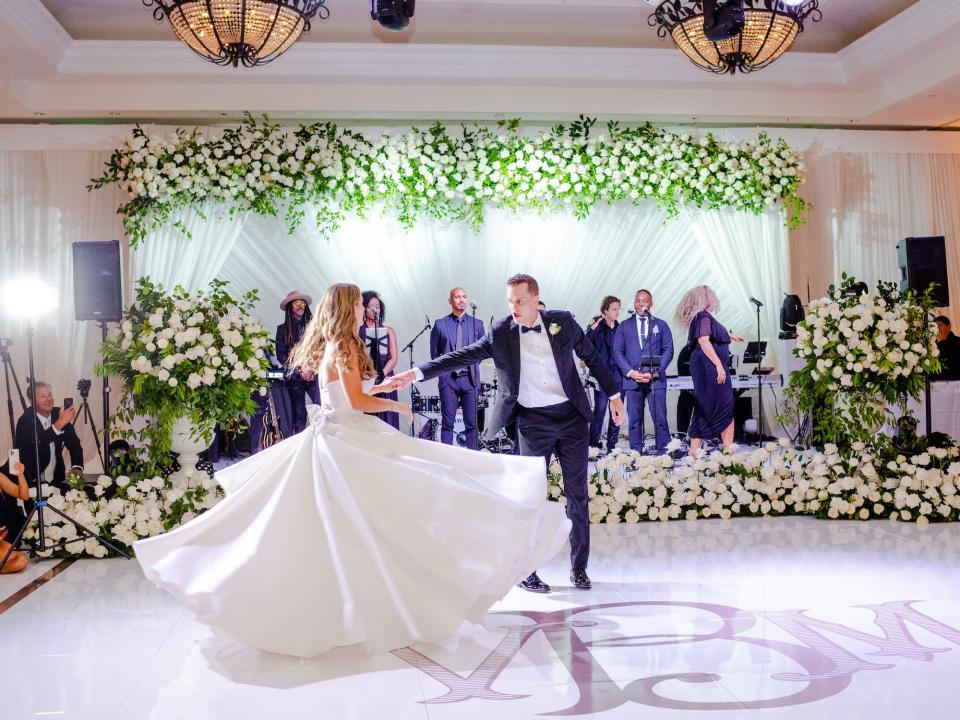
134;379;570;657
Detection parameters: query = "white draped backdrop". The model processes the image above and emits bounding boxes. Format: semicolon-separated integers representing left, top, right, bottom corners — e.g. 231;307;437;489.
2;136;959;466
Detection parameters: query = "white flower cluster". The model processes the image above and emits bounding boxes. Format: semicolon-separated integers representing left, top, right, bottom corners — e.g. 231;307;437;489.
549;440;960;525
92;117;808;245
795;289;939;391
22;469;221;558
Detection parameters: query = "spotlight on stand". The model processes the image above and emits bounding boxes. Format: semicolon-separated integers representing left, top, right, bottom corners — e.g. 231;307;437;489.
370;0;415;31
703;0;744;42
779;293;804;339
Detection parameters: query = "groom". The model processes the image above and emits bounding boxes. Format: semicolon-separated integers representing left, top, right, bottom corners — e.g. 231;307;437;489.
394;274;624;592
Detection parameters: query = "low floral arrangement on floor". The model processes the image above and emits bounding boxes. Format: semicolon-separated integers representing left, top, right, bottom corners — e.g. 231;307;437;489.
25;437;960;558
24;469;220;558
89;114;808;245
98;277;272;470
549;439;960;526
782;275;941;448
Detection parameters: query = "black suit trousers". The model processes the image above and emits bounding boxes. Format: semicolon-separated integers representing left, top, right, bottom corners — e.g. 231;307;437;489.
517;401;590;571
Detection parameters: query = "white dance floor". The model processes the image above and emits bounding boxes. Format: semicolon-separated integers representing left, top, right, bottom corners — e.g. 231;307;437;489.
3;517;960;719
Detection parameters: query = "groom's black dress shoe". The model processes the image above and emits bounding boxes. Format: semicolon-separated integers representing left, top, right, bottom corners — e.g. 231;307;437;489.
517;572;551;594
570;568;592;589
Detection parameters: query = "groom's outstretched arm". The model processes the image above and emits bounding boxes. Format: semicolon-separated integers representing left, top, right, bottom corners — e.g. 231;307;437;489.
393;332;494;389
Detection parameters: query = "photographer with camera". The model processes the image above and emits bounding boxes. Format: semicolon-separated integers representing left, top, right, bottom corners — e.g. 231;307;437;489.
15;381;84;495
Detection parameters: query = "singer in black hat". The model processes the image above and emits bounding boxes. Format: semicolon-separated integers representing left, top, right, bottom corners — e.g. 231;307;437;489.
430;287;485;450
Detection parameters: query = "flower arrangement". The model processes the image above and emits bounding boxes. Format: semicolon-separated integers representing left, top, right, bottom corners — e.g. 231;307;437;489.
782;275;941;447
89;114;808;246
23;469;221;557
549;440;960;526
98;277;272;467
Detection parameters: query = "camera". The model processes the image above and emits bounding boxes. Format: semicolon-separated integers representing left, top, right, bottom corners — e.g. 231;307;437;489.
77;378;92;398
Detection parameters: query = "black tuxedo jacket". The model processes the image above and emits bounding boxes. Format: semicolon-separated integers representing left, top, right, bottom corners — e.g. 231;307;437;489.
419;310;619;435
15;407;84;489
430;313;486;389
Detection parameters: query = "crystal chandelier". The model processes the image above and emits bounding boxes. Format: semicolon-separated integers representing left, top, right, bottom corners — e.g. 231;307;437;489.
144;0;330;68
648;0;822;75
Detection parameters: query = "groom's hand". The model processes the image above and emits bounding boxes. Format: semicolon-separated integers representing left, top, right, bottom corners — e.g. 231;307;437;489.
609;396;626;426
393;369;417;390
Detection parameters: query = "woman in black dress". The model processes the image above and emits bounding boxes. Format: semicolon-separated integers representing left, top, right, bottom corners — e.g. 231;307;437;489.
675;285;744;456
358;290;400;429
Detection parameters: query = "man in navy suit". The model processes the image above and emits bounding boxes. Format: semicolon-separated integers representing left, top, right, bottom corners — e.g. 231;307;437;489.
430;287;485;450
613;289;674;455
394;274;624;593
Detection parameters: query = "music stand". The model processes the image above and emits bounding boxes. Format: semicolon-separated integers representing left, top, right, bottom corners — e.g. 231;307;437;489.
743;341;767;365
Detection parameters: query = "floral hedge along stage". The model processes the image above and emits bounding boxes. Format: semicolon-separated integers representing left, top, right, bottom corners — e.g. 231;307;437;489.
89;115;809;245
550;441;960;527
98;277;272;471
782;275;942;448
23;469;220;559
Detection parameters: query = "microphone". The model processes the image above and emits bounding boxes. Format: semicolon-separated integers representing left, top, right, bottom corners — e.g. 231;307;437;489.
425;314;431;329
749;297;764;308
470;302;477;311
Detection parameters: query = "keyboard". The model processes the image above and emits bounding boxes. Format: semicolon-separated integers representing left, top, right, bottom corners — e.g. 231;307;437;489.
666;375;783;391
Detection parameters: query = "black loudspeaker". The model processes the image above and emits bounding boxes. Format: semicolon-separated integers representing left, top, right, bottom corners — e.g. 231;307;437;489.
72;241;122;321
897;236;949;307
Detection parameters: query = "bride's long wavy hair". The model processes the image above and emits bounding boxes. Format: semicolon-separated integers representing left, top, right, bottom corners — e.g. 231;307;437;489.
288;283;375;379
675;285;720;328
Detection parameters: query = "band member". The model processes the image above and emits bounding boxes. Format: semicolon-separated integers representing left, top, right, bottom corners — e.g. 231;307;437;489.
585;296;622;453
676;285;745;456
613;289;674;455
359;290;400;429
431;288;485;449
276;291;321;434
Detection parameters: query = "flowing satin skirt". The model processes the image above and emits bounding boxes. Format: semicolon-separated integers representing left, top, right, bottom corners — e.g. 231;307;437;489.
135;403;570;657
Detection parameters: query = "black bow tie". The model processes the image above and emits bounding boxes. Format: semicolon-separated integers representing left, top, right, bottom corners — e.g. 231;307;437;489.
521;324;542;334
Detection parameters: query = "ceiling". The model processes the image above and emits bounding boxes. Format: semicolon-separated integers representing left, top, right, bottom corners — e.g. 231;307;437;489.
0;0;958;129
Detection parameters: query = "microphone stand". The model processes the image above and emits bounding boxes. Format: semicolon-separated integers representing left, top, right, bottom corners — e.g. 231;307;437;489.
752;298;764;445
402;318;431;437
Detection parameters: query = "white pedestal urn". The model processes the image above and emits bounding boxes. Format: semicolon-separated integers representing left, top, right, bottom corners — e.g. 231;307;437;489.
170;415;214;475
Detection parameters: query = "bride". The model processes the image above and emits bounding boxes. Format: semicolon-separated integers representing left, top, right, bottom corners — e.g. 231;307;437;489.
135;283;570;658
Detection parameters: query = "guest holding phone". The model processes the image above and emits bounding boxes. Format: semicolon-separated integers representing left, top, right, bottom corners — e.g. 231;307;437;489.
0;456;29;573
15;381;84;495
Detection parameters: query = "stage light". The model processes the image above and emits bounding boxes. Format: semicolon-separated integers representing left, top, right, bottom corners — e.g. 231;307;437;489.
2;276;58;317
779;293;804;339
371;0;415;31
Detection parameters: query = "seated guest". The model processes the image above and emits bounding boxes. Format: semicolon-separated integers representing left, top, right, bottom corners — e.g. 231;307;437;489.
675;286;745;456
276;290;321;434
15;382;83;495
0;459;29;572
613;289;674;455
934;315;960;381
585;296;622;453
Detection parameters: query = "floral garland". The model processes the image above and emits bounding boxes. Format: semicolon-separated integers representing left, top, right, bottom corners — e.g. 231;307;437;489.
782;275;941;447
89;115;808;245
98;278;272;469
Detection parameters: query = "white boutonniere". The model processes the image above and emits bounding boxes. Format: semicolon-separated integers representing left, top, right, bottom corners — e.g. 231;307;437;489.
549;323;561;336
653;326;660;335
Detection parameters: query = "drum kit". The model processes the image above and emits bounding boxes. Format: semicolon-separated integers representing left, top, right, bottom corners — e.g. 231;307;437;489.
412;360;515;452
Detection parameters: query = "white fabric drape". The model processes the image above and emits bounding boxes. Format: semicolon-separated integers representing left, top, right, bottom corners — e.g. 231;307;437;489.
792;152;960;323
131;204;247;291
0;151;126;465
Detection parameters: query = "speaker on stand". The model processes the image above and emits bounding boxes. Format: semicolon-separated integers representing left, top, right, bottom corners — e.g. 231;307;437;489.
72;241;123;473
897;235;951;437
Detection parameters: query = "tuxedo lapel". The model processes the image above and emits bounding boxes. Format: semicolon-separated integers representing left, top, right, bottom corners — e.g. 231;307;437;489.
541;311;565;370
506;318;521;389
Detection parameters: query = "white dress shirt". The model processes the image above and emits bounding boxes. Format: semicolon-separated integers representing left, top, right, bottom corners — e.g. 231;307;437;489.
517;322;568;408
37;412;60;474
636;315;649;350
